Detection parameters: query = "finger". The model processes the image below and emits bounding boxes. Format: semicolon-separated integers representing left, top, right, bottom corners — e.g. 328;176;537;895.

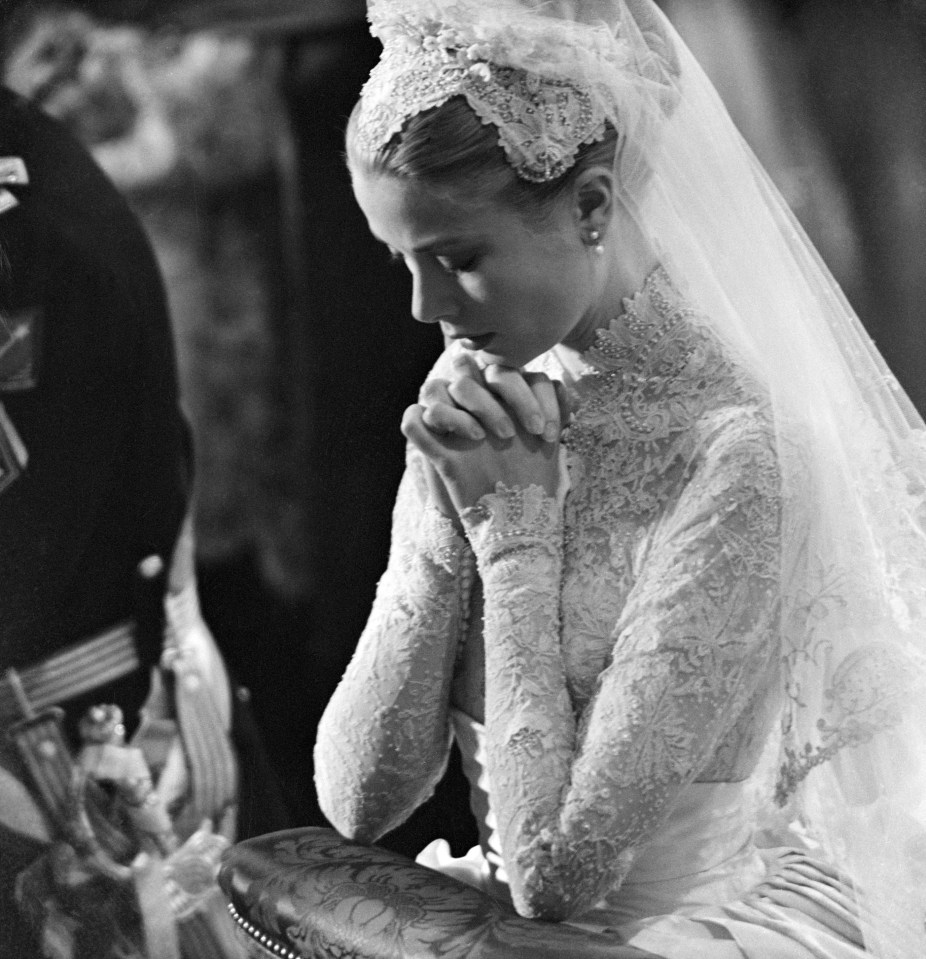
523;373;563;442
448;349;516;439
420;376;486;440
421;403;486;441
418;377;454;406
553;379;573;427
401;404;447;462
447;375;515;439
449;350;487;381
483;365;545;435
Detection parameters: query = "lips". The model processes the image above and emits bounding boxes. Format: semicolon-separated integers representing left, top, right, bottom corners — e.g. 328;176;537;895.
441;321;495;351
455;332;494;350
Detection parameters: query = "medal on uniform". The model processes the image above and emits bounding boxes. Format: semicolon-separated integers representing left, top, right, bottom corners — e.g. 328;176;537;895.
0;304;41;491
0;158;33;490
0;156;28;215
0;403;26;494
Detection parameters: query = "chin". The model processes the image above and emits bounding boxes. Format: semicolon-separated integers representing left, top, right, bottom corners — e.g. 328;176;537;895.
477;344;544;370
478;350;523;369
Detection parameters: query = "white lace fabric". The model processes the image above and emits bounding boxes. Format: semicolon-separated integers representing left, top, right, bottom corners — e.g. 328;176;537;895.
331;1;926;953
316;267;784;921
314;457;470;840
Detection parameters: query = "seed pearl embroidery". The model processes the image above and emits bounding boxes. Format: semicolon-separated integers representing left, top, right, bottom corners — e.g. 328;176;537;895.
454;546;477;672
565;266;708;444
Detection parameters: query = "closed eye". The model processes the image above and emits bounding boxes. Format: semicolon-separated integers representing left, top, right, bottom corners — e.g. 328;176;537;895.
436;254;478;276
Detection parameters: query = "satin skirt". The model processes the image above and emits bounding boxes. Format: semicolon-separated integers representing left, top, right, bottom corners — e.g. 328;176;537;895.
417;712;868;958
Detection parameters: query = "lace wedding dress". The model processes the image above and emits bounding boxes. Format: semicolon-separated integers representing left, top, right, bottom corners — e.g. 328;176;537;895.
316;266;869;958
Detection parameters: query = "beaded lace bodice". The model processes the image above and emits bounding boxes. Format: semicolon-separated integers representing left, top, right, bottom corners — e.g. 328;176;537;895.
315;266;783;921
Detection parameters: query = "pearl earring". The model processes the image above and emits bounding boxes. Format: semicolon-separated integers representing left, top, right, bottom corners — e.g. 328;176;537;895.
588;229;604;255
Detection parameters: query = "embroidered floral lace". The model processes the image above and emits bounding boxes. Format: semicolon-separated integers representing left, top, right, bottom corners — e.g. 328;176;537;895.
316;267;788;921
354;0;652;183
356;43;611;183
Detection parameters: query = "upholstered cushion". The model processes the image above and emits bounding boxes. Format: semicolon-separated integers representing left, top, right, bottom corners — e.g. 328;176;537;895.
217;827;646;959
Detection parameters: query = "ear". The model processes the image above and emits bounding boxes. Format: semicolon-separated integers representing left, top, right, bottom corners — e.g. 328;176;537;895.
572;165;615;239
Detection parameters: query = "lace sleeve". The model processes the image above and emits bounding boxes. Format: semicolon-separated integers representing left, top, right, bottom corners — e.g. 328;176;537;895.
314;447;471;842
462;410;781;920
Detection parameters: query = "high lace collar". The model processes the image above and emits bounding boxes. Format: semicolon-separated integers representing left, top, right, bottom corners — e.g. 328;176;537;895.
553;264;694;383
552;264;753;442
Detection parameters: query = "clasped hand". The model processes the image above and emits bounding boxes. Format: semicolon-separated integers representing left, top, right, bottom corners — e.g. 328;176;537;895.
401;352;569;516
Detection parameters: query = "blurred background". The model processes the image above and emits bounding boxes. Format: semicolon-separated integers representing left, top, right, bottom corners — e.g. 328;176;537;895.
1;0;924;855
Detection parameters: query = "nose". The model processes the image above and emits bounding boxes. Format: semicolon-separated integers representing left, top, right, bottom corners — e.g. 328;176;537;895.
410;260;455;325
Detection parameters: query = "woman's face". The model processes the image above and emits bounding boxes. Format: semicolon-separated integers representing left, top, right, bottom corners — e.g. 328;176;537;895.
351;168;599;368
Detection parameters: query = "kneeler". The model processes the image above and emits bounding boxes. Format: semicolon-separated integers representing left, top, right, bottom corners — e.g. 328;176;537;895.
218;827;662;959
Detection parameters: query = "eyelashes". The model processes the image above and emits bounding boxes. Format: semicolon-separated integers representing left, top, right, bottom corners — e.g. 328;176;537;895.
437;255;479;276
386;248;479;275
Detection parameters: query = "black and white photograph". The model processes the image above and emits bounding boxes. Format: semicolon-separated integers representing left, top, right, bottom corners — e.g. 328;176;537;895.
1;2;925;957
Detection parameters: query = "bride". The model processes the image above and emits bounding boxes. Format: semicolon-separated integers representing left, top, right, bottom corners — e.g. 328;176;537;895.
310;1;926;956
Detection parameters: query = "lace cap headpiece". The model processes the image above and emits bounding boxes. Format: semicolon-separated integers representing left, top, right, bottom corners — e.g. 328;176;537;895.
355;0;634;182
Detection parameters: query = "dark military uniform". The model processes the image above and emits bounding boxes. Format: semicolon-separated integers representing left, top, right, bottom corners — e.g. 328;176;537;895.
0;86;287;958
0;85;189;687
